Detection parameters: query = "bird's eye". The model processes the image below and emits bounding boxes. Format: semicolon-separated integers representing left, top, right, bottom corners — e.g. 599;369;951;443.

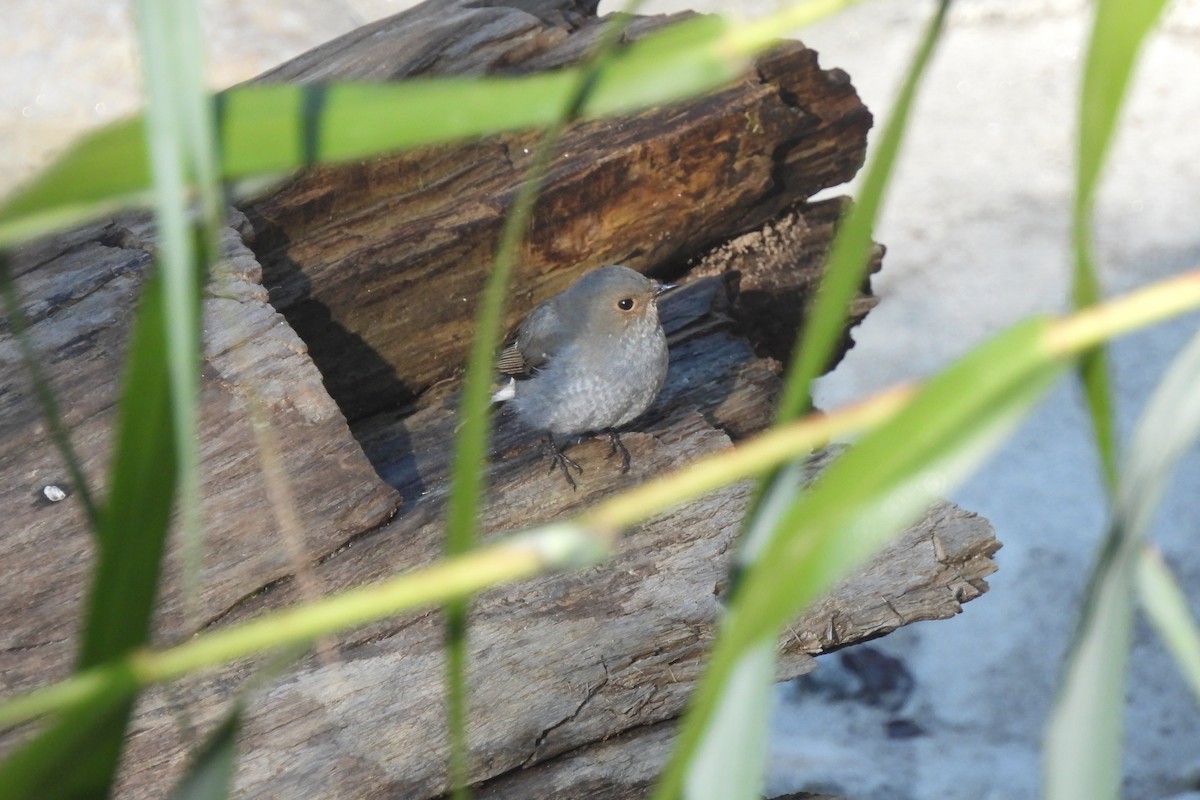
617;297;635;311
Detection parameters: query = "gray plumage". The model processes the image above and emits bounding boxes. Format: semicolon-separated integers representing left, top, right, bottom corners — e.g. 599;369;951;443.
495;265;672;485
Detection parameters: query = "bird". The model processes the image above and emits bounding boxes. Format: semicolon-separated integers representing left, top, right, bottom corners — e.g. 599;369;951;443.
493;265;674;489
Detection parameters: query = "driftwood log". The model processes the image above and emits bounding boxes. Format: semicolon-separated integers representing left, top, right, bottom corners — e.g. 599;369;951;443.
0;1;1000;798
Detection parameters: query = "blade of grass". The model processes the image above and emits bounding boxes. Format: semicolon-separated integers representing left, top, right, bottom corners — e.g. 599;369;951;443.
1043;2;1175;793
654;315;1064;800
668;278;1200;800
1137;545;1200;707
1045;312;1200;800
685;4;952;796
169;706;242;800
683;638;775;799
1070;0;1170;490
0;383;912;733
0;667;140;800
776;0;950;421
131;0;216;635
0;13;726;249
78;272;176;664
0;271;176;795
0;253;101;528
441;6;648;793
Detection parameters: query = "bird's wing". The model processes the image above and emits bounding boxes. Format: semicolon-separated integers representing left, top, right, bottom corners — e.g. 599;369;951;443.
496;343;529;376
497;298;564;377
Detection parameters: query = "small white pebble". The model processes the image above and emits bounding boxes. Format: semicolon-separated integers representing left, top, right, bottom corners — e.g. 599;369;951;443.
43;485;67;502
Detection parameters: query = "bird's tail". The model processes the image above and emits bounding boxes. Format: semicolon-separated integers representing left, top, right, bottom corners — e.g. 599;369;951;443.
491;377;516;403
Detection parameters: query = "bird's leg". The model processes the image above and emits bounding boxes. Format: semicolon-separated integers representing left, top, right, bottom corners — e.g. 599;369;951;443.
543;432;583;489
605;428;632;474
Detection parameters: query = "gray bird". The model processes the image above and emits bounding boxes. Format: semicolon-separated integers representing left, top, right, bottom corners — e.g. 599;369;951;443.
493;265;673;488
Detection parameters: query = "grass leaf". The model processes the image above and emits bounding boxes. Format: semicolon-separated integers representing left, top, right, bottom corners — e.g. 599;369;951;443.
4;274;179;797
1070;0;1171;490
776;0;951;421
678;3;953;796
130;0;215;634
1137;546;1200;707
682;639;775;800
79;272;176;664
656;317;1065;800
0;666;139;799
170;707;242;800
1045;316;1200;800
440;8;649;792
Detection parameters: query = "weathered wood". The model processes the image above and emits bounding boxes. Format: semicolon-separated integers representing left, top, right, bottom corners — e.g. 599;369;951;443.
0;1;997;798
0;212;401;697
469;720;842;800
241;0;873;421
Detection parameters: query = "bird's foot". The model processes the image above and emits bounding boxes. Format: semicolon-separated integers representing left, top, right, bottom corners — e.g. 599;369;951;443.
605;428;632;474
543;433;583;490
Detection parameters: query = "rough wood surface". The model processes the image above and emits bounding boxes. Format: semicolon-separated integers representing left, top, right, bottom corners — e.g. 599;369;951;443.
0;213;401;697
470;718;844;800
0;1;999;798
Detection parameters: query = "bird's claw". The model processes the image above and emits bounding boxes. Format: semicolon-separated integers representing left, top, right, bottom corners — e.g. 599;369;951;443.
544;434;583;490
605;429;632;474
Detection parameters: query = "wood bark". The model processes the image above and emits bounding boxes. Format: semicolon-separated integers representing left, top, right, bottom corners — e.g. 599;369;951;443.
0;0;999;798
0;213;400;697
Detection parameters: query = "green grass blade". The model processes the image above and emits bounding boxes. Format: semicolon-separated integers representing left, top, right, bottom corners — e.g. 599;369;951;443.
776;0;950;422
1045;318;1200;800
130;0;214;632
437;63;571;800
1076;0;1169;211
683;638;775;800
0;525;606;731
1;2;210;791
170;706;242;800
79;271;177;663
30;274;175;794
1070;0;1171;490
656;318;1065;800
1137;546;1200;707
686;4;952;796
0;2;885;252
441;8;647;792
0;668;139;800
1043;551;1132;800
0;254;101;528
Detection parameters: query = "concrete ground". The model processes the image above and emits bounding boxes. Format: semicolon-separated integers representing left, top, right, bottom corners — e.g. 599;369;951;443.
5;1;1200;798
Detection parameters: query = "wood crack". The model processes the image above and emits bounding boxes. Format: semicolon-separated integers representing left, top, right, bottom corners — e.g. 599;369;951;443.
521;662;612;768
